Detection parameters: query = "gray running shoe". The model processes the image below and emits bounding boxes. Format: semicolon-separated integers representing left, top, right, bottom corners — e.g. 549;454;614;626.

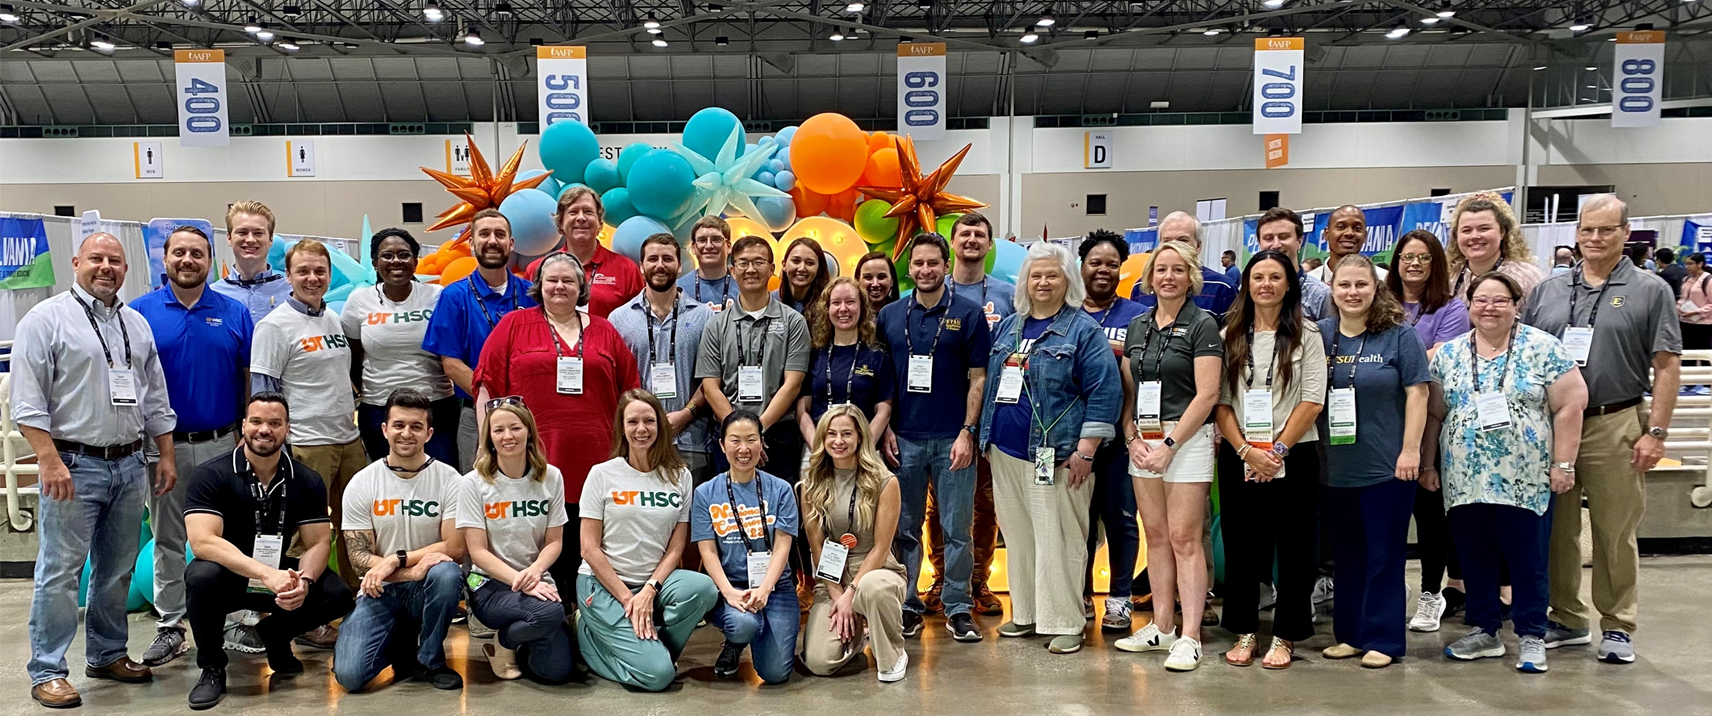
1445;627;1505;660
142;627;188;666
1516;635;1548;673
1598;631;1635;664
223;624;266;654
1543;620;1592;649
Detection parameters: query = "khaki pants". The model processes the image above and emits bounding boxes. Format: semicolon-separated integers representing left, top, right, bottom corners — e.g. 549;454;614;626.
1549;405;1646;634
802;569;908;676
988;447;1094;636
291;439;369;585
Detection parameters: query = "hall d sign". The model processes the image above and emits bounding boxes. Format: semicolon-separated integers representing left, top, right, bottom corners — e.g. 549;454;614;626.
1084;131;1113;169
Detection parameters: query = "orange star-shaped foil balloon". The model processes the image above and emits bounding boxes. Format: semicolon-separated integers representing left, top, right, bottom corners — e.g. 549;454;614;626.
856;135;987;259
420;133;553;244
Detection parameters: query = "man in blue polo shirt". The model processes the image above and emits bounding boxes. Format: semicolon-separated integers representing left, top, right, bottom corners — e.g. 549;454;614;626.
210;201;291;322
421;208;536;473
131;226;256;667
877;232;992;643
1131;211;1237;322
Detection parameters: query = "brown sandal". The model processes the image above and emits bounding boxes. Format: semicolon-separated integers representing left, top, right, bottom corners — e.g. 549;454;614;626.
1261;637;1295;670
1225;633;1258;666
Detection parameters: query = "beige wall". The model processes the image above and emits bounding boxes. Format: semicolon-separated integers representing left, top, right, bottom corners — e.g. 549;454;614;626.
1;180;453;238
1536;163;1712;218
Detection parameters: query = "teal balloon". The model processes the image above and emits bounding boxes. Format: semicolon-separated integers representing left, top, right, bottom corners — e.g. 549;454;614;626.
617;143;653;183
584;158;621;194
755;195;797;233
683;107;745;162
601;187;639;227
518;169;559;198
626;149;696;222
611;215;672;263
129;540;154;611
557;182;589;199
499;188;563;256
989;240;1027;285
539;121;600;185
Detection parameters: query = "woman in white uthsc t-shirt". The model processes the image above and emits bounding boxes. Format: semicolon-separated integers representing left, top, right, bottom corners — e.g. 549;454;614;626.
341;228;457;464
455;401;574;684
576;390;718;692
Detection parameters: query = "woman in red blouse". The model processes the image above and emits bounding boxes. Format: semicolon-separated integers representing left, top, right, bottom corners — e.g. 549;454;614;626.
476;251;640;589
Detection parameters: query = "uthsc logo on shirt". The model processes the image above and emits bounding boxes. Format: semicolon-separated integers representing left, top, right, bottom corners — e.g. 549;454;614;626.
610;490;682;508
484;500;552;519
373;499;440;517
299;334;350;352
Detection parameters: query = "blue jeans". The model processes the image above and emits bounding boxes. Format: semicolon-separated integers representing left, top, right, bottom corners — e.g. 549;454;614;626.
29;451;147;685
894;435;975;616
1086;439;1139;598
1326;478;1417;658
1451;503;1552;638
709;587;798;684
332;561;464;691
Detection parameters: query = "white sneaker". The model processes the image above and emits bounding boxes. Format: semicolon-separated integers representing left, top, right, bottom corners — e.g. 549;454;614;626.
878;651;908;683
1408;591;1447;632
1115;622;1179;653
1164;637;1202;672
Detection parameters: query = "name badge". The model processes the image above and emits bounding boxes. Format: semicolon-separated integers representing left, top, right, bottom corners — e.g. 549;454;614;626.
995;365;1024;404
1137;381;1164;439
650;363;678;399
556;356;584;395
248;533;284;593
1562;326;1593;366
1034;446;1056;486
737;365;764;403
466;572;491;591
108;368;138;406
907;355;934;393
1328;387;1357;446
815;540;850;583
1474;391;1514;432
745;551;772;588
1241;389;1275;450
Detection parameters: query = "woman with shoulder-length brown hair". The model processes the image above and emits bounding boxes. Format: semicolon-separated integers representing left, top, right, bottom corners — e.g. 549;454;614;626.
575;390;718;691
1447;193;1545;300
777;237;833;318
798;276;895;443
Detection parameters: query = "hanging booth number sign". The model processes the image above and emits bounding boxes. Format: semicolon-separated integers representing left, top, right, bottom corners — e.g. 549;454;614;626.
897;43;947;141
537;46;591;128
174;49;230;147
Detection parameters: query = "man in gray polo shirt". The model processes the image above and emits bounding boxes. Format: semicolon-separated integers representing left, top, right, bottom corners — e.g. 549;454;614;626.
695;235;811;483
614;233;715;483
1521;194;1680;666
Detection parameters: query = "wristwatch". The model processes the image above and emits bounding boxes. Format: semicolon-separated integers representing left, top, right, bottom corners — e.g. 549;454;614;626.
1075;452;1095;462
1648;426;1669;440
1271;442;1290;458
395;550;408;568
1553;461;1577;474
645;579;662;591
962;424;979;437
1162;436;1179;451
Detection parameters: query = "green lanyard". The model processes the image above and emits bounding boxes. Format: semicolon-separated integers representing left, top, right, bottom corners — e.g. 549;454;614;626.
1012;313;1080;450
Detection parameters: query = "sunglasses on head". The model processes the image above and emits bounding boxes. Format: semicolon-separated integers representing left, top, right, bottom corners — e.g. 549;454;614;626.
484;395;526;411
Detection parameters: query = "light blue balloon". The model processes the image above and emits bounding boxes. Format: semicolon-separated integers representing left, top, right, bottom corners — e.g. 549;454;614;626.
768;159;785;174
775;170;796;192
778;149;791;171
683;107;746;161
499;188;563;256
584;158;621;194
754;195;797;233
611;215;672;263
556;182;589;199
626;149;697;222
756;171;776;186
989;239;1028;285
746;142;759;155
776;126;798;145
617;143;653;183
518;169;559;198
601;187;640;227
758;136;776;146
539;120;600;185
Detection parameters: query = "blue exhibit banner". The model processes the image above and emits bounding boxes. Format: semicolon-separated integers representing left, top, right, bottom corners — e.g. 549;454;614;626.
0;217;55;290
1686;220;1712;255
1125;227;1159;255
144;218;216;289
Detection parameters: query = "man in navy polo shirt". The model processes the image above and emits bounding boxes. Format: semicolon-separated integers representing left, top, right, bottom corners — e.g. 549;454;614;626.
421;209;537;473
1130;212;1237;322
877;232;992;643
132;226;256;668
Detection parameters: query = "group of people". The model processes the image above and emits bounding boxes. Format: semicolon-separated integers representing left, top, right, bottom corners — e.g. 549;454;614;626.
14;187;1677;711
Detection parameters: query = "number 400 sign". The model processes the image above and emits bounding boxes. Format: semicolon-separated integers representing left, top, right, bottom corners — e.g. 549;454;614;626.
1252;38;1304;136
174;49;230;147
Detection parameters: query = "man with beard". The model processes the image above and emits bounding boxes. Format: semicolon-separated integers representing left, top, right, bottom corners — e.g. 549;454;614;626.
615;234;717;482
677;215;737;312
14;233;177;709
554;186;642;318
1306;206;1385;283
422;209;537;473
948;212;1015;330
132;226;256;669
211;201;291;322
876;232;992;643
183;393;354;709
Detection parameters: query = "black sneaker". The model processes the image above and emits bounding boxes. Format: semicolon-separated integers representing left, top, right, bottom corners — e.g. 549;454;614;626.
188;668;226;710
267;648;304;677
713;642;743;680
422;665;464;690
141;626;188;667
1442;586;1466;617
902;611;924;638
947;613;982;642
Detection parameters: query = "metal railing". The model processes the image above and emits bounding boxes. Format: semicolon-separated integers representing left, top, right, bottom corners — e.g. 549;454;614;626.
0;363;39;532
1666;349;1712;509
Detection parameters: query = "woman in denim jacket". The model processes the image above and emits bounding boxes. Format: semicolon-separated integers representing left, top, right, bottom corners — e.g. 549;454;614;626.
979;241;1122;656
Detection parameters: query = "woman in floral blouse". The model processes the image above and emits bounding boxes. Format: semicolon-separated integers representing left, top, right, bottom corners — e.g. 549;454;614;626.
1428;272;1587;675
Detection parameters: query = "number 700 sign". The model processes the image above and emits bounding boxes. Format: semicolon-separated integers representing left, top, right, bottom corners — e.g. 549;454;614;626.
1252;38;1304;135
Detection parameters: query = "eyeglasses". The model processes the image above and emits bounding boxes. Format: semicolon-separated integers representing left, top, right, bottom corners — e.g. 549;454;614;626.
1577;224;1625;238
1396;253;1432;264
1470;297;1515;309
484;395;526;411
691;236;728;246
733;259;771;270
377;251;415;262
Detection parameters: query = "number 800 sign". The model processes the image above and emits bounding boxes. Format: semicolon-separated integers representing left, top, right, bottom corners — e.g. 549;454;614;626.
1613;32;1664;129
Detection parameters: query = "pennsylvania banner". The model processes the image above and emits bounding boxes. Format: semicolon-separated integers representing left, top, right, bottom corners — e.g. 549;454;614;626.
0;217;56;290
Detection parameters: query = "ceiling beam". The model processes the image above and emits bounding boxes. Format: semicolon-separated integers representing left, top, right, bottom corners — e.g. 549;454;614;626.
1;0;176;52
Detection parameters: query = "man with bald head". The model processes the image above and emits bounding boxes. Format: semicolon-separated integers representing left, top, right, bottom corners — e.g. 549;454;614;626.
12;233;177;708
1129;211;1238;321
1306;205;1387;283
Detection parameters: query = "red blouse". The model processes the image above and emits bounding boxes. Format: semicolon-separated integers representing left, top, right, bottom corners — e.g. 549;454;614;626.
475;307;640;501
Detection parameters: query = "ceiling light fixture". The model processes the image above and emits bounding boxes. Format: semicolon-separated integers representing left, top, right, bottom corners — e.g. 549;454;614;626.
1533;65;1547;70
1020;30;1039;43
1436;1;1454;17
1386;23;1410;38
278;40;299;50
830;31;844;40
0;4;18;22
280;4;300;17
652;37;668;47
492;2;512;17
1262;0;1286;8
1037;11;1055;26
1084;29;1098;39
1203;27;1222;35
643;15;660;29
1569;19;1590;32
255;28;275;40
715;35;729;45
708;3;723;11
423;0;443;21
1585;65;1597;70
91;36;115;51
244;19;262;33
846;1;864;11
463;27;484;46
647;27;661;34
1421;15;1440;24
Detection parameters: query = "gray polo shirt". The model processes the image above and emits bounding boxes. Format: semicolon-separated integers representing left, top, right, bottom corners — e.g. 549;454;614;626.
693;295;812;411
1521;258;1681;408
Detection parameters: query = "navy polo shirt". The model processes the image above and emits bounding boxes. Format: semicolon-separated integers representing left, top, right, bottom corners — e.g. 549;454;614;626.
806;343;895;424
421;273;538;399
877;289;992;440
132;285;254;433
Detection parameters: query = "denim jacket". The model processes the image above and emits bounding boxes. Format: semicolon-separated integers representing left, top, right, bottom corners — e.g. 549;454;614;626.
979;304;1122;462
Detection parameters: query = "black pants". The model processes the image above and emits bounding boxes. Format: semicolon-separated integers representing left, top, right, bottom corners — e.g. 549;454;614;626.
545;502;583;669
469;580;575;684
1217;442;1319;642
1683;322;1712;366
184;559;354;669
1411;483;1460;594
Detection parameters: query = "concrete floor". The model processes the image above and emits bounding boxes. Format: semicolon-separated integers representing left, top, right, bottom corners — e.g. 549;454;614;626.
5;557;1712;716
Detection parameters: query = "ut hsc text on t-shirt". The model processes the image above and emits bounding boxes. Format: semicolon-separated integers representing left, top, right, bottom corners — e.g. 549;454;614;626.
340;283;454;404
454;465;569;586
578;457;693;586
340;459;461;555
251;306;359;446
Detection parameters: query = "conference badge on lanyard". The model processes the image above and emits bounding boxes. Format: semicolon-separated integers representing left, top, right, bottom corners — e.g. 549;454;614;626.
108;368;138;406
815;540;849;584
650;363;677;399
1034;447;1056;486
1475;392;1514;432
248;534;284;594
1242;389;1274;450
1562;326;1593;366
556;356;584;394
746;552;772;588
1137;381;1164;440
737;366;764;403
995;362;1024;404
1328;388;1357;446
907;355;934;393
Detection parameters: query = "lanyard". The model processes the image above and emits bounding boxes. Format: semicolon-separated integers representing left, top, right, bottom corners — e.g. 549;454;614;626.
646;295;680;365
904;295;948;357
696;275;733;306
469;274;520;330
1011;314;1079;449
825;345;859;407
237;448;293;536
1569;267;1613;330
1453;259;1504;299
1469;325;1518;393
823;474;861;538
1137;311;1176;382
1329;331;1369;390
71;291;132;368
546;309;585;358
1245;328;1280;390
738;315;771;366
724;477;772;552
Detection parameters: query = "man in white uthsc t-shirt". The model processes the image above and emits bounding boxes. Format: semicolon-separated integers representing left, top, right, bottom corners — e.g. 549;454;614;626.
331;390;466;693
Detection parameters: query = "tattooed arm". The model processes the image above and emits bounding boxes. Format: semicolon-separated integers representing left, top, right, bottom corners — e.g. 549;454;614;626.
344;529;380;577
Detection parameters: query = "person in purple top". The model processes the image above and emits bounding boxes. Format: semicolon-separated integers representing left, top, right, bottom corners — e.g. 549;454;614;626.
1386;229;1472;634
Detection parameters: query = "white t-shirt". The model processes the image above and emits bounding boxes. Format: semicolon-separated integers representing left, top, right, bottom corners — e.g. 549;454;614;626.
577;457;692;585
340;283;454;404
455;465;569;586
340;458;460;554
252;304;359;446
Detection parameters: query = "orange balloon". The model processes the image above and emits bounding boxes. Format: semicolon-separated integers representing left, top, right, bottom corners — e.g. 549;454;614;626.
448;240;472;257
792;113;869;195
863;148;902;189
867;131;893;153
1117;252;1150;299
829;189;863;223
791;185;829;218
439;256;480;286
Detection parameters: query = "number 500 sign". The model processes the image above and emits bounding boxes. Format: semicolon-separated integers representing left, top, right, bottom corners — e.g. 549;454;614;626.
1252;38;1304;135
174;49;230;147
537;46;590;128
